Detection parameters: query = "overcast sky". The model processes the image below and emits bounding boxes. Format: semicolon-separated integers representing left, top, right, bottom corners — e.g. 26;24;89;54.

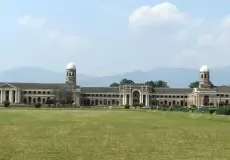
1;0;230;76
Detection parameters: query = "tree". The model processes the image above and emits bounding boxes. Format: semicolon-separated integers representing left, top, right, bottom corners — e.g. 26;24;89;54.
110;82;119;87
3;100;10;107
210;82;216;88
145;81;155;87
145;80;169;88
53;85;75;107
189;81;199;88
46;99;53;107
120;78;135;85
154;80;169;88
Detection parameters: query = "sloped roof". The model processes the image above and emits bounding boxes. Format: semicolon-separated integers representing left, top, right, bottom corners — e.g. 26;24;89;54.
153;88;193;94
0;82;64;89
81;87;119;93
216;86;230;93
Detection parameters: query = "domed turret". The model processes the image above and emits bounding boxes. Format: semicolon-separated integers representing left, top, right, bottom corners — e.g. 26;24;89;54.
199;65;211;88
200;65;209;72
66;62;76;86
66;62;76;70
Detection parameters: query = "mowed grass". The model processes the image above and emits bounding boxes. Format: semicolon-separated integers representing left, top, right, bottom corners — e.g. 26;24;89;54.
0;109;230;160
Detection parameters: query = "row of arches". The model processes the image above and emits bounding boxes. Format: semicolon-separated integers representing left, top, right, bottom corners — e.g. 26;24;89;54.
152;100;187;106
23;97;51;104
82;99;119;106
203;95;229;106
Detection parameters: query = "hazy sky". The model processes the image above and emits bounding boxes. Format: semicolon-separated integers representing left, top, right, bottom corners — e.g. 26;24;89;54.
1;0;230;76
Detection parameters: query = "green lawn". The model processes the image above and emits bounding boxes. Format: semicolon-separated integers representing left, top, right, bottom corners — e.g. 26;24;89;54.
0;108;230;160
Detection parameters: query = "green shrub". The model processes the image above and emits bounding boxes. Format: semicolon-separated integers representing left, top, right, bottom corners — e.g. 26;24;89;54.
34;103;42;108
189;106;197;112
209;108;216;114
216;107;230;115
3;101;10;107
124;104;130;109
139;103;145;108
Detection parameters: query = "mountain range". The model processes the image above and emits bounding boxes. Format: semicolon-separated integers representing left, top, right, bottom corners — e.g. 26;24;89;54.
0;66;230;87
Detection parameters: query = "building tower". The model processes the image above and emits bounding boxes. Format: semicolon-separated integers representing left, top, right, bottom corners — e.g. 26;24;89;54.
66;62;77;86
199;65;211;88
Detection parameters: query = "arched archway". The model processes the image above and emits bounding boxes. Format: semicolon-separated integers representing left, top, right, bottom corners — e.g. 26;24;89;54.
37;97;41;103
103;99;107;106
23;98;27;104
203;95;209;106
95;99;98;106
33;98;36;103
28;97;32;104
112;99;115;105
87;99;90;106
132;90;140;105
91;100;95;106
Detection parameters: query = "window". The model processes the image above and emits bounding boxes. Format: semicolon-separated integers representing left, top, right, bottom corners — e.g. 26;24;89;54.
33;91;36;94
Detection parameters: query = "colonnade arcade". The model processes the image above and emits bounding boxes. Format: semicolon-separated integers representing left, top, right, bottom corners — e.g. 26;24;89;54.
122;90;150;106
190;94;229;107
0;89;21;103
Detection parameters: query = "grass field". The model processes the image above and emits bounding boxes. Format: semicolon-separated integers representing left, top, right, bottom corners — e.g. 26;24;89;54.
0;108;230;160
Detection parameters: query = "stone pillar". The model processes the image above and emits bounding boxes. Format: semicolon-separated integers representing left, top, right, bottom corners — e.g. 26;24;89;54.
141;94;143;104
18;90;21;103
129;93;133;106
139;94;142;104
145;94;149;106
2;90;5;102
15;90;18;103
123;94;126;105
9;90;12;103
0;89;2;103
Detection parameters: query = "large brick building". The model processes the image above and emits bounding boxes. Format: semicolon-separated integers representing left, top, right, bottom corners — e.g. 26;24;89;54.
0;63;229;107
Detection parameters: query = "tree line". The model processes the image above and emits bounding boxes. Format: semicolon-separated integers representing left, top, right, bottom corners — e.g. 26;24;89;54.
188;81;216;88
110;78;169;88
110;79;218;89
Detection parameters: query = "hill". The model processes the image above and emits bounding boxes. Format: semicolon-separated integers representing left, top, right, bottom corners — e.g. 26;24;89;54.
0;66;230;87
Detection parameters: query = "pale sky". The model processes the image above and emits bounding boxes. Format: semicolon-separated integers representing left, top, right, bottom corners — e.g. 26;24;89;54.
1;0;230;76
